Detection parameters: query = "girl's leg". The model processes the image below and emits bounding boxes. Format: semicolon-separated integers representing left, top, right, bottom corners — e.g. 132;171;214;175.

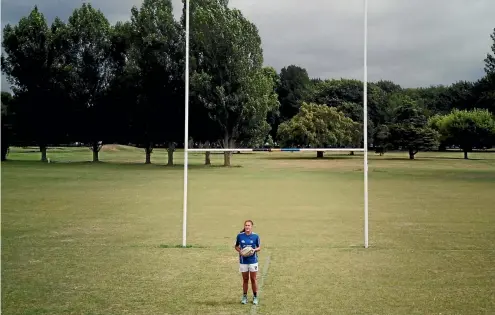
242;272;250;294
249;271;258;296
250;271;259;304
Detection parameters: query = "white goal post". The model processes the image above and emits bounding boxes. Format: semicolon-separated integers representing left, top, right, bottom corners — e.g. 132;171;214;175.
182;0;369;248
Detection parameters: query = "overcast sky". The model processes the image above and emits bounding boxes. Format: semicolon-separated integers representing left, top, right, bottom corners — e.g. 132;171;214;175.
1;0;494;91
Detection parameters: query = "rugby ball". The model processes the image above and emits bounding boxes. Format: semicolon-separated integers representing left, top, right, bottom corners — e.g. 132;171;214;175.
240;246;255;257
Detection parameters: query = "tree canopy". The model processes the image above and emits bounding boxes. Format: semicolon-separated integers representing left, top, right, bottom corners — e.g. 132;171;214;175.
190;0;279;165
429;109;495;159
277;102;361;157
1;3;494;163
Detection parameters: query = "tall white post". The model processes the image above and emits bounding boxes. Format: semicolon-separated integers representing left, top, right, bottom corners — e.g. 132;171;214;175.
182;0;190;248
363;0;369;248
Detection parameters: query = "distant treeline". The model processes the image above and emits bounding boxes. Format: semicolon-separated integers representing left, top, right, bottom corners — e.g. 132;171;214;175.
1;0;494;164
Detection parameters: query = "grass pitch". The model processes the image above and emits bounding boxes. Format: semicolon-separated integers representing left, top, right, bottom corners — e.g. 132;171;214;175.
2;146;495;314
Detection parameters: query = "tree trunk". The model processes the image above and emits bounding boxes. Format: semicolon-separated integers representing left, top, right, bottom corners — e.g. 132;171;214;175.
40;145;48;162
145;145;152;164
167;142;175;166
203;141;211;165
1;147;7;161
408;149;415;160
350;151;354;156
92;142;101;162
316;151;324;158
223;151;231;166
1;128;9;161
464;150;468;159
223;135;233;166
205;151;211;165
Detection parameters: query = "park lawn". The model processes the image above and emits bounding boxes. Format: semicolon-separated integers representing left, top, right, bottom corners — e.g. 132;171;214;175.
2;146;495;314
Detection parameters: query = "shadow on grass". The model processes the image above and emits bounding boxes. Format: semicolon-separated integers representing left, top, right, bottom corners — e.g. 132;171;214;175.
373;157;422;161
420;156;485;161
193;299;240;306
158;244;207;249
1;159;244;170
375;156;487;161
262;155;357;161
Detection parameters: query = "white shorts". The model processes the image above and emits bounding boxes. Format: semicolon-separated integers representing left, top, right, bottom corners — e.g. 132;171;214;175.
239;262;259;273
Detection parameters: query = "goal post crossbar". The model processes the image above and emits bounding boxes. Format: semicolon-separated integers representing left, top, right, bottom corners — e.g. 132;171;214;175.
186;148;365;152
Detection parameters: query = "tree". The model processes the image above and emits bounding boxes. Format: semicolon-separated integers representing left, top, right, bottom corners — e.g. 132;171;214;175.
374;124;391;156
388;97;440;159
403;85;455;116
484;28;495;75
101;21;136;147
336;101;372;155
473;28;495;114
277;102;361;158
307;79;381;140
447;81;477;111
1;7;69;161
262;66;281;139
277;65;311;122
190;0;279;166
63;3;124;162
429;109;495;159
375;80;402;94
1;92;15;160
309;78;363;108
472;74;495;114
389;125;439;160
126;0;184;165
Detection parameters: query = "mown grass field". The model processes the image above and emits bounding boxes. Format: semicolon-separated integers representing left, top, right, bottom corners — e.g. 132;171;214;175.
2;146;495;314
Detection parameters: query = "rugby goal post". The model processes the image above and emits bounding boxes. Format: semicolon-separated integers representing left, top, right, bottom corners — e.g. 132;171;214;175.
182;0;369;248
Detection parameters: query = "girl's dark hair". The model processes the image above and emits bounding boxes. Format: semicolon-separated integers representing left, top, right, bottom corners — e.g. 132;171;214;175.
240;220;254;233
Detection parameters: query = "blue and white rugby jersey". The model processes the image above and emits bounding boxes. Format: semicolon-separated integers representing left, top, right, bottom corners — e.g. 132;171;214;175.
235;232;260;264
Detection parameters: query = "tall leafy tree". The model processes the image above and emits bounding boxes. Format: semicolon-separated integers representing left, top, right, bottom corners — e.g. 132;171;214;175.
101;21;135;146
1;7;69;161
190;0;279;166
127;0;184;165
64;3;124;162
484;28;495;75
1;92;15;160
474;28;495;113
277;65;311;122
388;97;440;159
374;124;391;156
263;66;281;139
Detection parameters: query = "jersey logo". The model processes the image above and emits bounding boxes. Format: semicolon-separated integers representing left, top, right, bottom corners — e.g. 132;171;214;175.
250;240;253;243
241;240;245;243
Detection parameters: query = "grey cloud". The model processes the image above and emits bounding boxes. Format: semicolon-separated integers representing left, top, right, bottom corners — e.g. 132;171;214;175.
230;0;493;87
1;0;493;92
368;0;494;87
229;0;366;82
0;0;183;25
1;0;183;92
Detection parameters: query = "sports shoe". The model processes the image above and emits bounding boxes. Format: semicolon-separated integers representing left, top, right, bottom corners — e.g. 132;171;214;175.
253;296;259;305
241;295;248;304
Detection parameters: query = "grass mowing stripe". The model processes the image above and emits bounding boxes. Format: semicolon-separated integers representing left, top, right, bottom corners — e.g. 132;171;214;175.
250;254;271;315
